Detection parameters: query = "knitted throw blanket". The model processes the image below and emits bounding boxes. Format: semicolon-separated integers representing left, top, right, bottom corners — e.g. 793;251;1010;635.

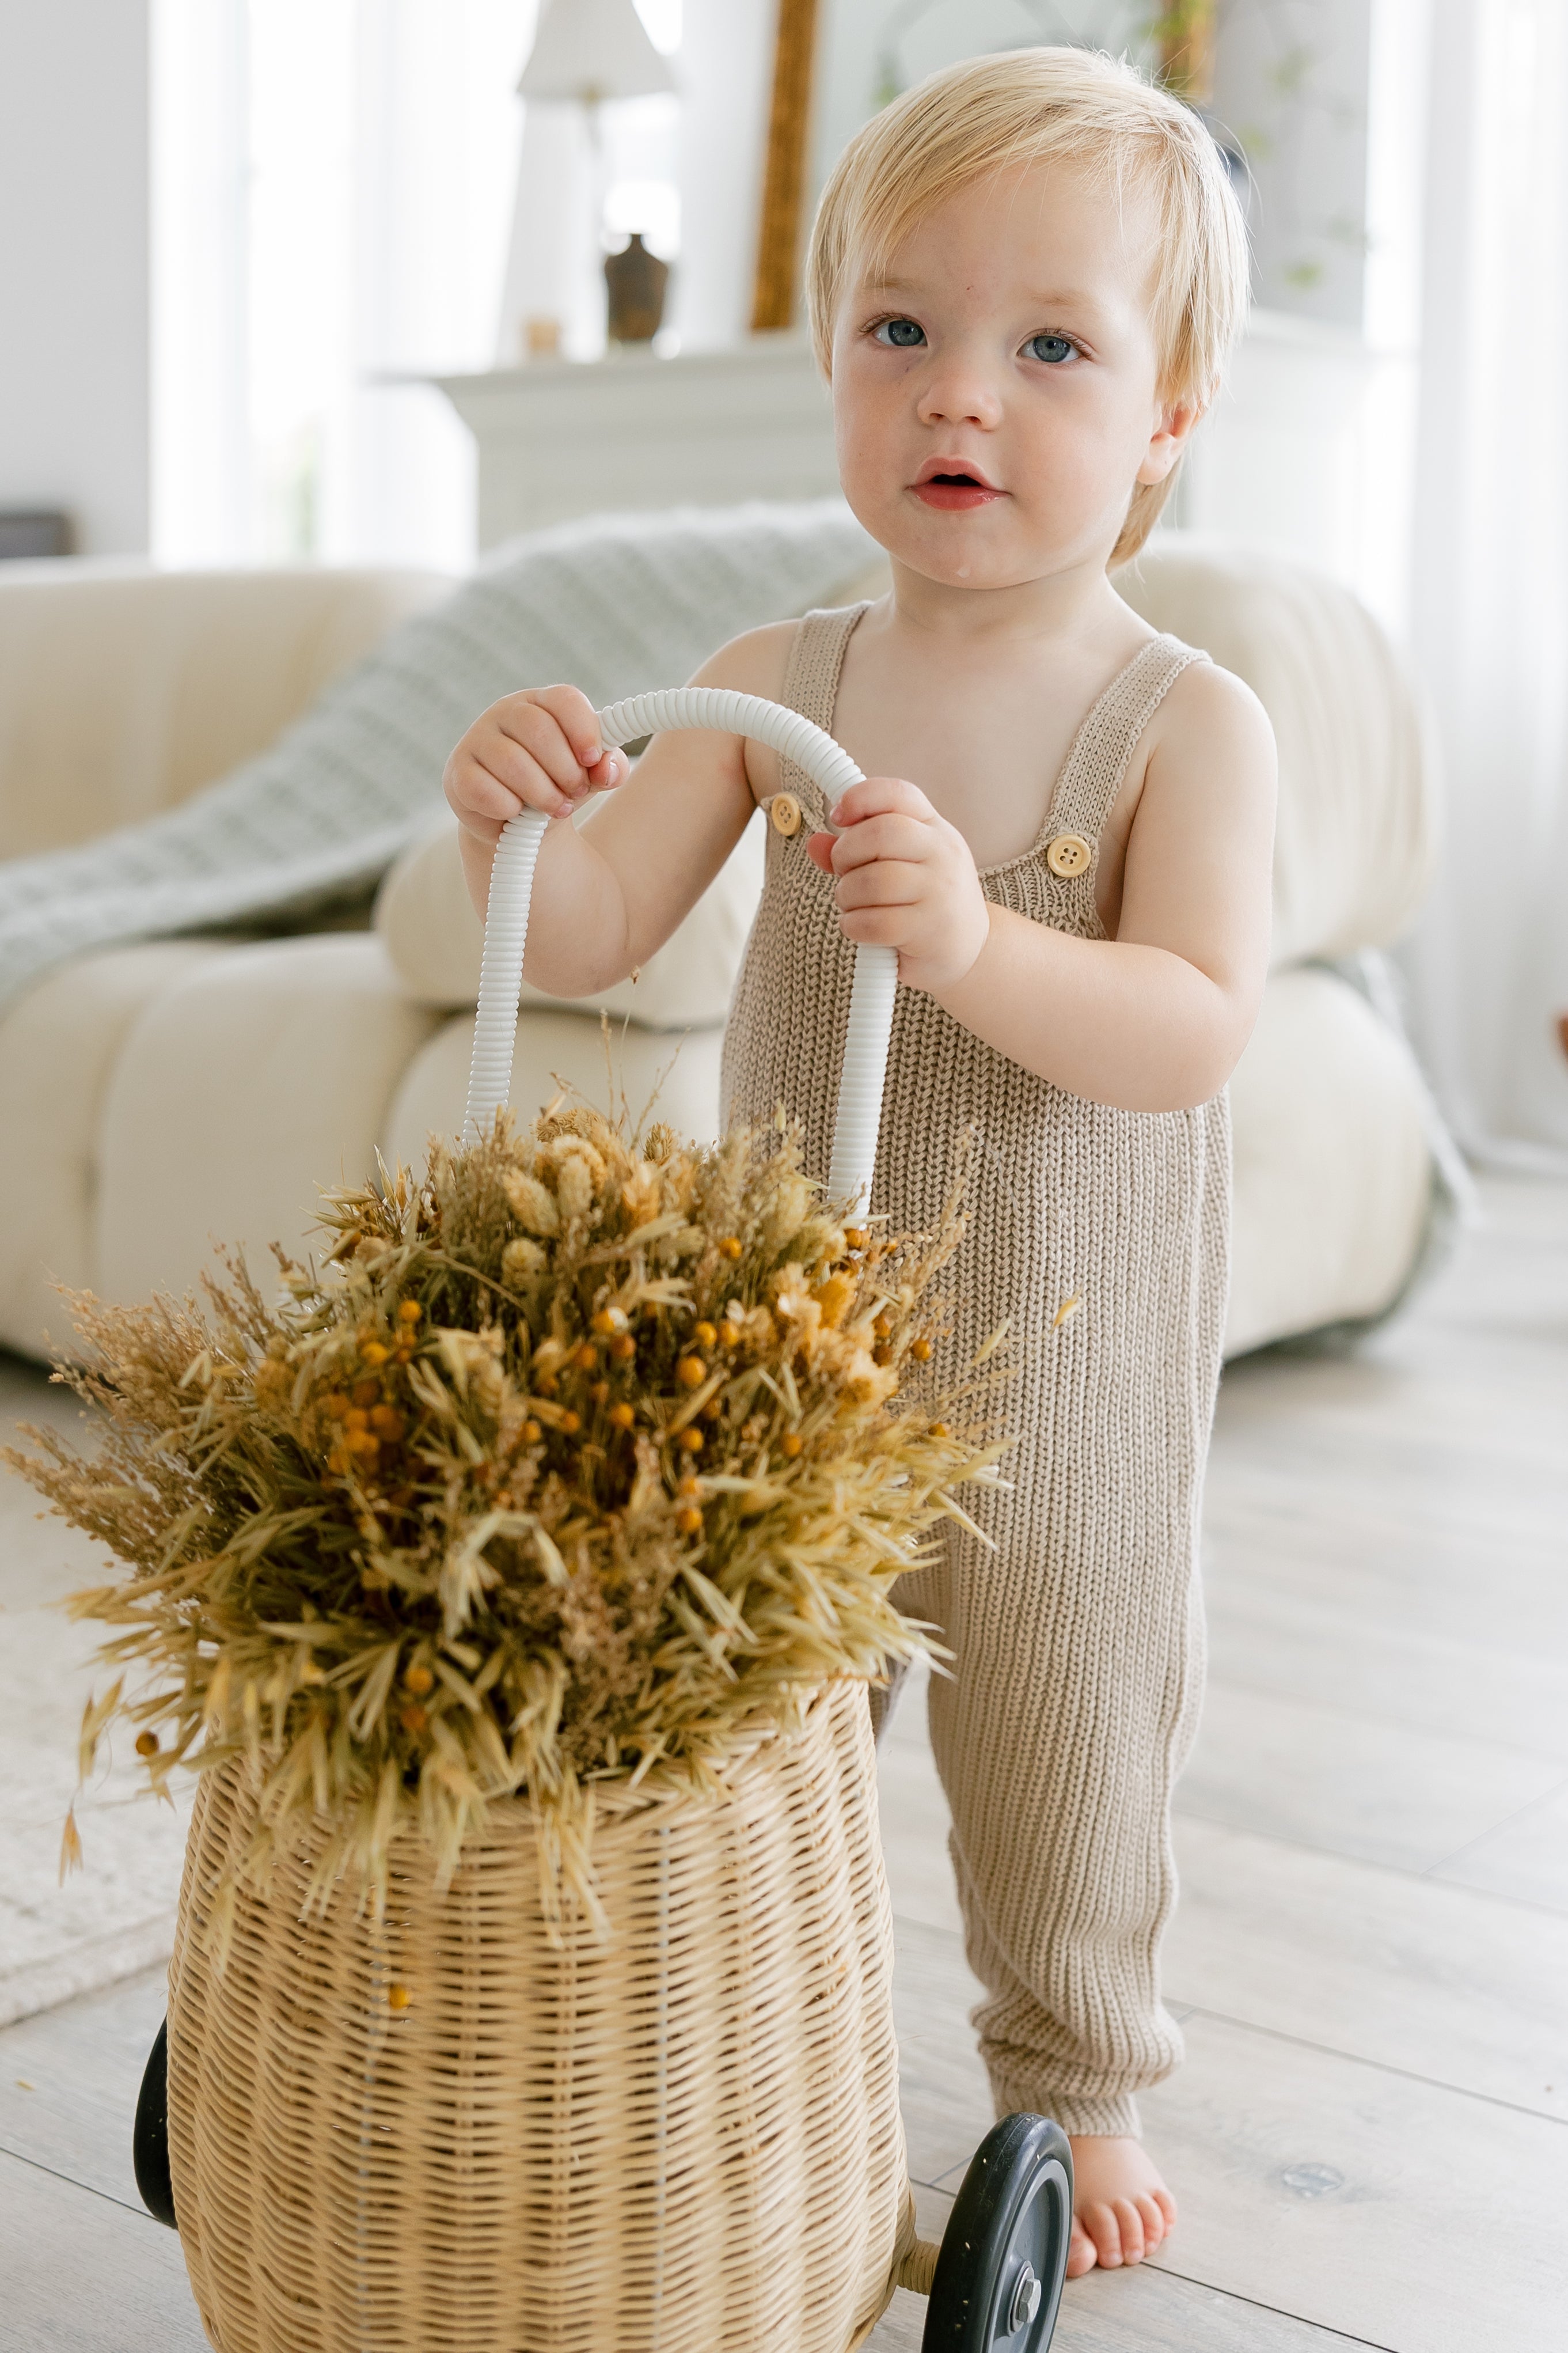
0;500;874;1014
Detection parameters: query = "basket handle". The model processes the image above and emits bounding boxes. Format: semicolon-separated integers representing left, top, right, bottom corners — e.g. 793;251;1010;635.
462;686;896;1210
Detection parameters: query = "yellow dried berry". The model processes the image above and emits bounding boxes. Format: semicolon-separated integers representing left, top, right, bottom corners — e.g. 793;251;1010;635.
676;1506;703;1536
397;1299;422;1324
388;1983;411;2011
135;1730;160;1758
719;1237;743;1260
344;1407;369;1431
931;1422;950;1439
677;1426;704;1453
693;1321;717;1350
591;1306;628;1336
348;1428;379;1456
815;1273;855;1328
609;1402;635;1430
574;1342;598;1372
701;1397;722;1420
400;1704;428;1736
522;1419;542;1443
873;1314;893;1342
361;1342;390;1367
676;1355;706;1388
779;1432;804;1458
559;1409;582;1437
536;1373;559;1397
369;1405;405;1440
321;1393;351;1422
844;1227;869;1251
677;1476;702;1498
912;1337;933;1361
590;1380;610;1406
610;1332;637;1362
403;1664;434;1697
717;1320;740;1348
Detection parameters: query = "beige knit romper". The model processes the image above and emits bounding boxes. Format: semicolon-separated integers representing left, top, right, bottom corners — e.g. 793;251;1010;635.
720;604;1229;2138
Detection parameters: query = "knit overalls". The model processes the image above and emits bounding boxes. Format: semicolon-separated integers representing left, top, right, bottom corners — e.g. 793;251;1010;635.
720;604;1229;2138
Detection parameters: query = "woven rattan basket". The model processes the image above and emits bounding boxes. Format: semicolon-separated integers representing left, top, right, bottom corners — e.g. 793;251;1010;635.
168;1678;911;2353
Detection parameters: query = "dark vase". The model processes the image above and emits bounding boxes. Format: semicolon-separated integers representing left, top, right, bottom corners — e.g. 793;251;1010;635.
604;233;670;344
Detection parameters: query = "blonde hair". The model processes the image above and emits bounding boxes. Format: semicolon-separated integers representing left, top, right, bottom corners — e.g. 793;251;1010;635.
806;47;1250;564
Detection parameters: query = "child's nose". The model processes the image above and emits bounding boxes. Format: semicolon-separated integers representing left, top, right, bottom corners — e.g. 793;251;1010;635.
915;359;1004;431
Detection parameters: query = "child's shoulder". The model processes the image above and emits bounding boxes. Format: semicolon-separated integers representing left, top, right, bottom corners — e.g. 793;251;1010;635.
1146;642;1275;783
690;617;800;700
692;590;881;700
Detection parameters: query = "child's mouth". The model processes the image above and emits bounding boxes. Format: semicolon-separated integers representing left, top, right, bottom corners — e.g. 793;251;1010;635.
911;470;1005;511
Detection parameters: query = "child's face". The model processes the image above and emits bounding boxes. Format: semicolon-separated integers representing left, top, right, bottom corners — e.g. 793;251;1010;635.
830;158;1195;592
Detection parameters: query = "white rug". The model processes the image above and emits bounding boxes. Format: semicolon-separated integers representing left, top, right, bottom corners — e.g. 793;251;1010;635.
0;1354;189;2026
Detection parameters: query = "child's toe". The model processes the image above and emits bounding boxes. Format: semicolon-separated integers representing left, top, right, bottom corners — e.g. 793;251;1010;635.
1083;2202;1123;2267
1135;2191;1167;2249
1066;2218;1098;2279
1111;2196;1146;2261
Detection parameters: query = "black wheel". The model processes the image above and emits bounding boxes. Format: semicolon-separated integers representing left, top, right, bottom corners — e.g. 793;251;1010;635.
133;2018;177;2229
921;2113;1072;2350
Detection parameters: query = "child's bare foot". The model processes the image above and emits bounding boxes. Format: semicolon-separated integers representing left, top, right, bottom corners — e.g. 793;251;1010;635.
1065;2136;1176;2277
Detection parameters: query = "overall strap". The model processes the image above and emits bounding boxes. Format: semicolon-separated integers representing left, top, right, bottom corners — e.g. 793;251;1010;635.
775;604;869;820
1044;635;1207;854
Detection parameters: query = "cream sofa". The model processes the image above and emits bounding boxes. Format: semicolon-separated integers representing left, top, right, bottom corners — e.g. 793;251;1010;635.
0;535;1441;1364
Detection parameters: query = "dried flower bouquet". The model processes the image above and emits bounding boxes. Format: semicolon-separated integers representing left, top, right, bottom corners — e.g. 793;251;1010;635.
9;1107;1001;1930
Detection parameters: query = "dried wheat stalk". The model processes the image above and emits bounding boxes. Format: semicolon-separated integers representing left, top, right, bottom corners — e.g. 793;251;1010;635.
7;1108;1004;1934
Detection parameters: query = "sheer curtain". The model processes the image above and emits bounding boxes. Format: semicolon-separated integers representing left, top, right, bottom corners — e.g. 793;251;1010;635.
1402;0;1568;1162
153;0;531;572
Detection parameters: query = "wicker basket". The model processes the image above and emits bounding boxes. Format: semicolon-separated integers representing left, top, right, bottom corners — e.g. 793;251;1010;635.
166;1678;913;2353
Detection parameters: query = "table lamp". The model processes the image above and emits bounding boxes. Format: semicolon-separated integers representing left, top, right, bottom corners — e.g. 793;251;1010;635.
519;0;675;119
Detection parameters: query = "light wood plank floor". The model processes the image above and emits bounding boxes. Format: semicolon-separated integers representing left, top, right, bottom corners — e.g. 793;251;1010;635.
2;1174;1564;2352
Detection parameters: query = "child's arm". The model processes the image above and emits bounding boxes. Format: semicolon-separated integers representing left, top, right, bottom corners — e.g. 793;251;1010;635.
443;626;792;997
807;662;1276;1113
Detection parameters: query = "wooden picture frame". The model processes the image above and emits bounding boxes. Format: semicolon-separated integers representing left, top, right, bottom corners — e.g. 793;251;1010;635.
750;0;821;334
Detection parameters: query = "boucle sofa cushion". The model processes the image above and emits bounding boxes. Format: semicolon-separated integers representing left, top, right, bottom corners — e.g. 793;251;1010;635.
376;809;766;1026
0;941;225;1355
1225;965;1436;1352
93;937;441;1309
0;563;447;860
382;1010;727;1173
1115;537;1438;967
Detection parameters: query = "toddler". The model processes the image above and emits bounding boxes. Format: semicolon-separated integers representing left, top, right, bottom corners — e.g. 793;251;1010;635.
445;47;1275;2281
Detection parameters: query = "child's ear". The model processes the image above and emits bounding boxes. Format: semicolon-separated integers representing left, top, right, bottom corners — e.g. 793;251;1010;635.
1137;397;1205;486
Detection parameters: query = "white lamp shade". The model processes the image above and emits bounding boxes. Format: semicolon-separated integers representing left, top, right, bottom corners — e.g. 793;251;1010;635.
519;0;675;104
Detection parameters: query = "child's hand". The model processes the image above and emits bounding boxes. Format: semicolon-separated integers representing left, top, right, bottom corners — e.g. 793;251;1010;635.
806;778;991;996
443;685;627;847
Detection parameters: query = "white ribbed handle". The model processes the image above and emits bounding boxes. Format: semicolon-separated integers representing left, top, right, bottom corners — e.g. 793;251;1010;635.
461;686;897;1210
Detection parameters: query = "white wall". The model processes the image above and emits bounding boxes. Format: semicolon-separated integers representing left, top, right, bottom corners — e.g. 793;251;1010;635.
1212;0;1375;332
0;0;150;554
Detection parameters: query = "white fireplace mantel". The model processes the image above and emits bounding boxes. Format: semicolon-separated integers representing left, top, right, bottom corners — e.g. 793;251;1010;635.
434;313;1414;631
434;336;836;547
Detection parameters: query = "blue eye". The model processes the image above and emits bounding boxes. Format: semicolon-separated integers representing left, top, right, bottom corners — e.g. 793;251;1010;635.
1024;333;1077;365
873;317;925;348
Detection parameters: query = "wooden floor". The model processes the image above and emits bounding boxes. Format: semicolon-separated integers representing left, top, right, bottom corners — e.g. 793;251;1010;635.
1;1174;1564;2352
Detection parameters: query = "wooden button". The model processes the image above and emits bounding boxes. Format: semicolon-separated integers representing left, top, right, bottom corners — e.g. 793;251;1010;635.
770;793;803;838
1045;832;1092;879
